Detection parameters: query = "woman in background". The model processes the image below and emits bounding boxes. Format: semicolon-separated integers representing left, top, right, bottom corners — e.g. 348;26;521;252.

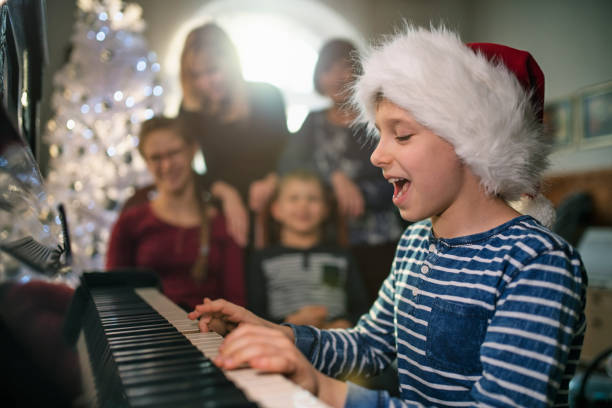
178;23;289;247
106;116;245;311
279;39;404;301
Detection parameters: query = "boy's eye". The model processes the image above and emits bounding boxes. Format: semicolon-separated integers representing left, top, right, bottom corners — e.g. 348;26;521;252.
396;134;413;142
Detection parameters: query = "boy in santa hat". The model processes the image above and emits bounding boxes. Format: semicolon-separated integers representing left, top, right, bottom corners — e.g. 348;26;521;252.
189;25;587;408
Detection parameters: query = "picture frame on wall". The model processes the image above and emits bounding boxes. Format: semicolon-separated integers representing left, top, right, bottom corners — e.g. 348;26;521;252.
579;80;612;148
543;99;575;150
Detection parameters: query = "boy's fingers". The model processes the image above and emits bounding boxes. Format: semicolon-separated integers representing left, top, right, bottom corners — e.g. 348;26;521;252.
222;325;286;353
208;319;229;336
226;323;277;338
190;300;264;335
194;298;232;316
249;354;296;373
217;330;294;371
216;342;278;370
198;318;211;333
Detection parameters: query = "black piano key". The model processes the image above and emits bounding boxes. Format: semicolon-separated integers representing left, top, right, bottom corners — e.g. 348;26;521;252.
101;317;172;327
122;369;226;390
120;360;221;386
128;381;256;408
100;315;168;326
114;347;204;365
103;322;176;336
98;310;157;318
120;361;217;380
98;309;160;319
98;309;170;320
113;343;201;359
103;323;173;336
117;354;212;373
109;336;190;352
125;372;232;398
108;332;187;348
177;401;258;408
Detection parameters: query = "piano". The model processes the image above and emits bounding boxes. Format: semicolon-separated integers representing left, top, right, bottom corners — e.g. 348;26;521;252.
66;271;330;408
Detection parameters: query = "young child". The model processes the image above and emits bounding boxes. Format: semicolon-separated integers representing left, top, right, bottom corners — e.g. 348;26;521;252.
188;26;587;408
247;169;369;328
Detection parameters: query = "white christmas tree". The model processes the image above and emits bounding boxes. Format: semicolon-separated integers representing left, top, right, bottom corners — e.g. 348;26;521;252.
44;0;164;271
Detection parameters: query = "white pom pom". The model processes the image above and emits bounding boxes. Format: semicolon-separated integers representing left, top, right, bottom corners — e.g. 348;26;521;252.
509;193;556;229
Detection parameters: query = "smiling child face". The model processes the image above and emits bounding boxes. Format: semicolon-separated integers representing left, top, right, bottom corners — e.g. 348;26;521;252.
371;98;468;222
271;177;329;237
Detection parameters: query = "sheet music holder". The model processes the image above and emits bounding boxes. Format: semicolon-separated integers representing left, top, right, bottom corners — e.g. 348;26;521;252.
0;203;73;276
57;202;73;265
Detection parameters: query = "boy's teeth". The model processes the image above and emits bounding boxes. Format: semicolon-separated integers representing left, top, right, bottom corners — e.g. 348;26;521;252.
391;178;409;199
392;179;403;198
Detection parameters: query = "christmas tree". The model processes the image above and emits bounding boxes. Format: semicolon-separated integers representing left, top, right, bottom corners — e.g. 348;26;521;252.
43;0;164;271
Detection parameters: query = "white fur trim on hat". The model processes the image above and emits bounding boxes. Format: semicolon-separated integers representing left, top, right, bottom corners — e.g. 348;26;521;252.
508;193;556;229
351;25;550;203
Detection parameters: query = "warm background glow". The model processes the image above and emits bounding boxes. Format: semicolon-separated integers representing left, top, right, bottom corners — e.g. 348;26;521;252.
163;0;364;133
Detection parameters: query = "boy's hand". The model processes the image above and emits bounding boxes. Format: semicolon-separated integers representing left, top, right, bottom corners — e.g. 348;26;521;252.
188;298;293;340
188;298;259;335
285;305;328;327
214;324;348;407
214;324;319;392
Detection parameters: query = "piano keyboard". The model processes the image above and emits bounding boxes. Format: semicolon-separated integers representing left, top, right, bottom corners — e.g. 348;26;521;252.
136;288;330;408
72;276;329;408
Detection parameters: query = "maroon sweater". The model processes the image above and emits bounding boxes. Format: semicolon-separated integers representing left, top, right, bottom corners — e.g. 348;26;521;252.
106;202;245;310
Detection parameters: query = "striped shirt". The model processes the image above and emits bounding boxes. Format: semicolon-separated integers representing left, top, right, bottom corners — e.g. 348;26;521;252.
247;244;370;324
292;216;587;407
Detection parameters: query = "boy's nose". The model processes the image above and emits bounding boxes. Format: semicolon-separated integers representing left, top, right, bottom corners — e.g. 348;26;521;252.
370;138;389;168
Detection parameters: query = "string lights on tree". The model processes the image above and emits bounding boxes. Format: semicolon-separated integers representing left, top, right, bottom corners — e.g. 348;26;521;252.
44;0;164;270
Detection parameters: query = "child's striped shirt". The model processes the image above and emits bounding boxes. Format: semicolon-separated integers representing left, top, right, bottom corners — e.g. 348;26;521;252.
292;216;587;407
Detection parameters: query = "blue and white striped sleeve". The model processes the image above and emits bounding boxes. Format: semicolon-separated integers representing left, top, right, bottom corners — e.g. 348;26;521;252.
291;267;399;380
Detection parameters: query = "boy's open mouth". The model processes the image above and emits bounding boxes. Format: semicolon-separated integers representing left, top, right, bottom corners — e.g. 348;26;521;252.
388;178;410;198
389;178;410;199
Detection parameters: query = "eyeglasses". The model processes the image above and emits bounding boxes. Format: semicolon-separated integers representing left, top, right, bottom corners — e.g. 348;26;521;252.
145;146;188;165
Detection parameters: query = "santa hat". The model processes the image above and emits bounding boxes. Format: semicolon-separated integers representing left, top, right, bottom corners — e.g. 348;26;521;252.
352;25;556;227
